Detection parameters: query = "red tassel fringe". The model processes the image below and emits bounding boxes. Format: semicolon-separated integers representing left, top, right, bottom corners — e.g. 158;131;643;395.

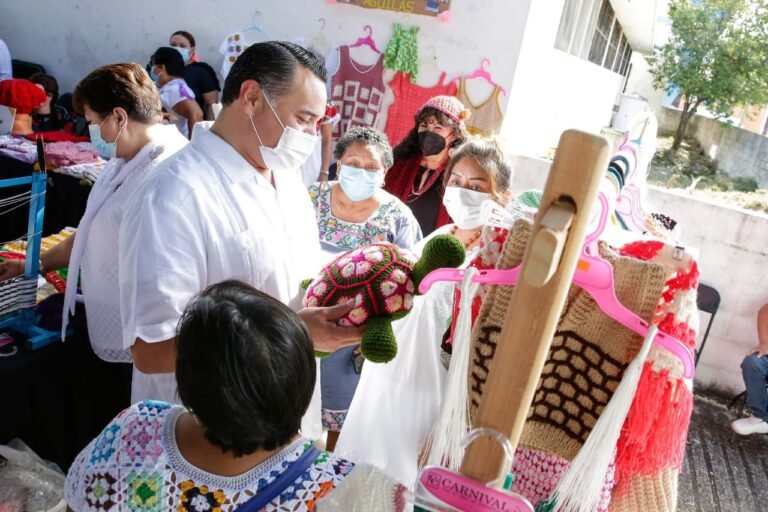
613;362;693;495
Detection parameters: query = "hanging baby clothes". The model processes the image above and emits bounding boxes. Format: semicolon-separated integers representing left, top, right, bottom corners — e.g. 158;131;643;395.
218;31;268;80
383;71;457;147
383;24;420;83
456;77;504;136
331;46;386;141
464;219;698;511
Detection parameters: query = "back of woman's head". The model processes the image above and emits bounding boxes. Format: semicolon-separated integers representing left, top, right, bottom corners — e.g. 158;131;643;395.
445;137;513;201
151;46;186;77
73;62;161;123
28;72;59;103
175;280;317;457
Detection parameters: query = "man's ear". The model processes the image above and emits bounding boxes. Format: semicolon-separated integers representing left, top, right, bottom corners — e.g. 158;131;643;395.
239;80;263;116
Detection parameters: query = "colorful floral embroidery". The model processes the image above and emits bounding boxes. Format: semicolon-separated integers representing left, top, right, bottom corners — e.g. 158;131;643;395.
126;471;164;512
178;480;228;512
84;472;118;509
122;415;164;460
322;409;347;431
67;402;354;511
89;423;120;464
309;182;408;251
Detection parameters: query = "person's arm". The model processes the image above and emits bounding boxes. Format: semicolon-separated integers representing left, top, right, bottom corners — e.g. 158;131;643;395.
119;182;207;374
318;122;334;182
131;336;176;374
298;300;365;352
0;233;76;280
391;208;424;251
202;91;219;121
172;99;204;138
752;304;768;356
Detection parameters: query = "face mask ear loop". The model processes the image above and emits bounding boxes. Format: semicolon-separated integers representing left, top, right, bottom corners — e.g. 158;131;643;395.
248;113;266;146
261;89;286;130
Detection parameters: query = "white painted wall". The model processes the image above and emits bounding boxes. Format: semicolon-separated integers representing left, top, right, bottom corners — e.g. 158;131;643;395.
0;0;529;113
511;155;767;397
501;0;625;158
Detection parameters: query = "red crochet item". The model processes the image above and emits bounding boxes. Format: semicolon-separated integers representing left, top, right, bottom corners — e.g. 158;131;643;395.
0;79;47;114
383;155;452;230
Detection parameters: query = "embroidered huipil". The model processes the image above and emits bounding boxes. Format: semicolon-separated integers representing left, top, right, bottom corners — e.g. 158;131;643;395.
65;401;355;511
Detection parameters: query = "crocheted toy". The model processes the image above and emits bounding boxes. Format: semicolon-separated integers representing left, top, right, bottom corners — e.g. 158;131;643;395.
303;234;465;363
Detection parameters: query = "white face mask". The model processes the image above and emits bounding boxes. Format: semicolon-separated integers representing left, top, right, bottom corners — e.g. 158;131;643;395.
249;90;317;173
442;186;492;229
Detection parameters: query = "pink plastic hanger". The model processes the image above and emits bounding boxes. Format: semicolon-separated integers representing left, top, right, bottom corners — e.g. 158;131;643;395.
459;59;507;96
419;192;695;379
349;25;381;54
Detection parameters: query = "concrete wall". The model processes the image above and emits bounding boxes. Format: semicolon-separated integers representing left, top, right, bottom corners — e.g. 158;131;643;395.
511;155;768;397
659;107;768;188
501;0;626;158
0;0;530;107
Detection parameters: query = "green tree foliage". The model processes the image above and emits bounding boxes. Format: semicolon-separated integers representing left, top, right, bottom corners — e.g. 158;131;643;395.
648;0;768;149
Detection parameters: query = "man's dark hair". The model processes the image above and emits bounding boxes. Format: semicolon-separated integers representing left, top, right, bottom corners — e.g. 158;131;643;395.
72;62;162;123
221;41;327;106
175;280;316;457
151;46;185;77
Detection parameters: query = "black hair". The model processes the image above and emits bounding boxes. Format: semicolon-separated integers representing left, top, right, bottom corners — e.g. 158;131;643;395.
171;30;196;48
151;46;185;77
175;280;316;457
333;126;394;169
221;41;327;106
392;107;469;162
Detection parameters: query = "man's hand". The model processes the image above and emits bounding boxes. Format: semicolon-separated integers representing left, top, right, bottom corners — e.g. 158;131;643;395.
0;259;26;281
748;343;768;357
298;300;365;353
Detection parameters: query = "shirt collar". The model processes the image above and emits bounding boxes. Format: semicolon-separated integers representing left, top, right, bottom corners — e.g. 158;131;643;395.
191;122;266;185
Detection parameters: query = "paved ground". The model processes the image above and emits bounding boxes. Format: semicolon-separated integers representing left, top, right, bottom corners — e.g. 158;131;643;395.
678;396;768;511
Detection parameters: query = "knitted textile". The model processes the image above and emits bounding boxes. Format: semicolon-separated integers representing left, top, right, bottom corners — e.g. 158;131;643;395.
383;24;420;82
418;95;470;125
331;46;386;141
456;78;504;136
383;71;457;146
383;155;453;230
0;79;47;114
465;218;696;511
304;236;465;362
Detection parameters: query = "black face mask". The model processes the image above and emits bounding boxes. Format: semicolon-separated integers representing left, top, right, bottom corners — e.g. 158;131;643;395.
418;131;447;156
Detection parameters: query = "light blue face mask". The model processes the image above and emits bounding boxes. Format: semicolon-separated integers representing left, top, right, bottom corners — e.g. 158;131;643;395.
149;67;159;82
173;46;191;62
88;114;124;159
338;164;382;202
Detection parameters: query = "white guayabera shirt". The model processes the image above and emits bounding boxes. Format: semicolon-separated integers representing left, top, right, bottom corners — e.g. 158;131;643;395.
119;123;324;436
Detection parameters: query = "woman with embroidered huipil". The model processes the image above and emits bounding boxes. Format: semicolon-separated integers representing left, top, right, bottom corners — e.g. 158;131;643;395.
307;126;422;451
383;95;470;236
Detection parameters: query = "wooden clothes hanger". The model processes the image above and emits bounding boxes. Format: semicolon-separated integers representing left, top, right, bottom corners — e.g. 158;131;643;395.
348;25;381;54
457;59;507;96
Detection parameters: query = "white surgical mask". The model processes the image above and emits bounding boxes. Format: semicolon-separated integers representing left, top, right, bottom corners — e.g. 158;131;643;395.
88;114;125;160
443;186;491;229
249;90;317;173
338;164;382;201
173;46;191;62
